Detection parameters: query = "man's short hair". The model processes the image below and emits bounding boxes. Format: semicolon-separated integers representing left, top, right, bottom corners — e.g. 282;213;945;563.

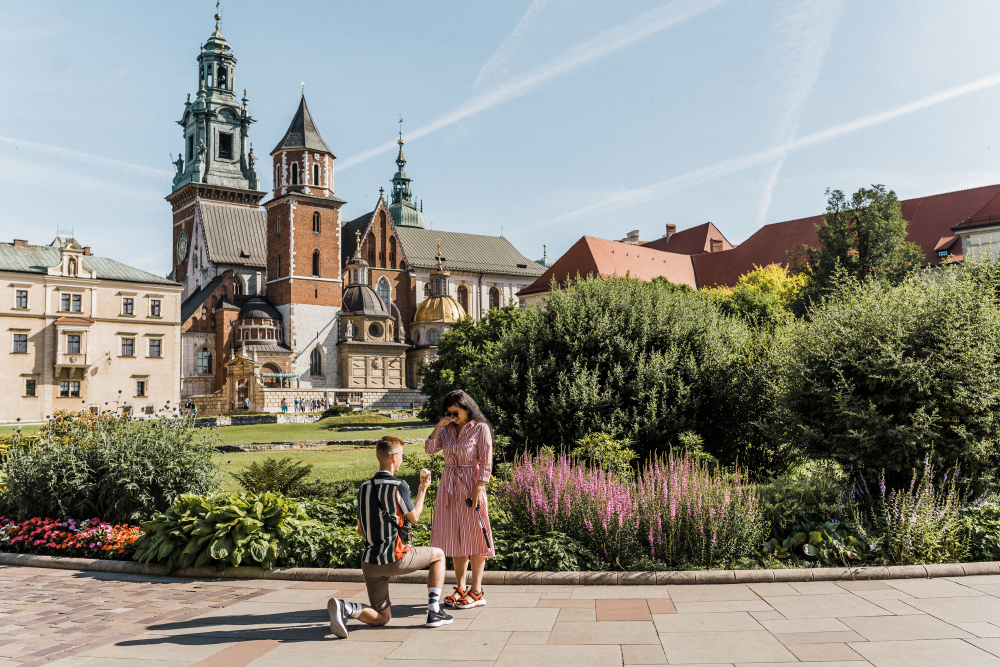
376;435;405;459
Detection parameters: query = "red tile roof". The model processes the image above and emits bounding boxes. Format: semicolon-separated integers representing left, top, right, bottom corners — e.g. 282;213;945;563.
640;222;734;255
518;236;697;296
693;183;1000;287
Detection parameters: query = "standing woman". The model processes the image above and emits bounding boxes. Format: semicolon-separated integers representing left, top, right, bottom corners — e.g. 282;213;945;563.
426;389;495;609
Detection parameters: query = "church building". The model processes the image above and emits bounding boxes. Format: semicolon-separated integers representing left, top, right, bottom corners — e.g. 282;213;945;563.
172;13;545;412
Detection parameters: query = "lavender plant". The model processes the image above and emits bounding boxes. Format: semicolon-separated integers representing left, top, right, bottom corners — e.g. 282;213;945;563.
497;451;765;569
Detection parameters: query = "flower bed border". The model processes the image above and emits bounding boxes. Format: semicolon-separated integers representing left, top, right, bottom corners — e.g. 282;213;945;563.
2;551;998;585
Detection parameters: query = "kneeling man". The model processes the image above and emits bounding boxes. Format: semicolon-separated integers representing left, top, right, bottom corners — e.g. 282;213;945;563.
328;436;451;638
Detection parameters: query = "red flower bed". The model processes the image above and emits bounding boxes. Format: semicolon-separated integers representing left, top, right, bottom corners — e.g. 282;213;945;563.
0;517;144;560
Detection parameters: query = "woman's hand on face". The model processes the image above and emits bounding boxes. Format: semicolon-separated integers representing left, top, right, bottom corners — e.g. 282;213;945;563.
437;416;455;429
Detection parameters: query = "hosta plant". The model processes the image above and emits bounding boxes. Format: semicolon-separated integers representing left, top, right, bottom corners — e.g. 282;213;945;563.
760;521;867;566
133;492;316;572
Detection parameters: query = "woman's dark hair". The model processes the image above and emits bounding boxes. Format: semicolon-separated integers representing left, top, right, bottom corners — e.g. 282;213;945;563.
441;389;493;437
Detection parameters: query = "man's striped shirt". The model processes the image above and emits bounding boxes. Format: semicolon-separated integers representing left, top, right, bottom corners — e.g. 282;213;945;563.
358;471;415;565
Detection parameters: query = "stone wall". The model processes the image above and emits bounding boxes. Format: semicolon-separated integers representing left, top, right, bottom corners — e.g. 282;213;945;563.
260;387;424;411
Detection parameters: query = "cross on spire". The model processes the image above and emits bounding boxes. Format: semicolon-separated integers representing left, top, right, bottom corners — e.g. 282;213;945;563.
355;229;362;256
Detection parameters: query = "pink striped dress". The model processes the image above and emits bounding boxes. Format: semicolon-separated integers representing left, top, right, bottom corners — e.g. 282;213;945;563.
426;420;495;558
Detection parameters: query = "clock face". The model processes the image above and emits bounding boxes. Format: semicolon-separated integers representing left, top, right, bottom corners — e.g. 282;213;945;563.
176;230;189;263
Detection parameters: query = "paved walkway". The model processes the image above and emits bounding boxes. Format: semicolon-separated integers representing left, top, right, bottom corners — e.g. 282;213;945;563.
5;566;1000;666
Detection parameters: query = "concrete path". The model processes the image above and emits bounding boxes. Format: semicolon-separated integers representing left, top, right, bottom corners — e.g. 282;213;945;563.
5;566;1000;666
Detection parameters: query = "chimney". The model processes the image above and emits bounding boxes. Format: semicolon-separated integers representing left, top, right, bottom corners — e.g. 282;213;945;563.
663;224;676;240
83;247;91;256
620;230;640;245
13;239;28;247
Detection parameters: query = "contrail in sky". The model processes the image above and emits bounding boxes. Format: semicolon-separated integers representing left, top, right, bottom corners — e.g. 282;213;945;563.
754;0;842;228
472;0;549;95
338;0;727;171
518;71;1000;234
0;136;173;178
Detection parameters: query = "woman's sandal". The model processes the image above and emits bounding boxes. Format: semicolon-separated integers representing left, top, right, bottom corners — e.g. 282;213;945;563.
443;587;467;608
454;589;486;609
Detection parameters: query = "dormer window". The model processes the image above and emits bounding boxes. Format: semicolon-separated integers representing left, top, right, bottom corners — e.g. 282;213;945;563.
937;250;949;258
218;133;233;159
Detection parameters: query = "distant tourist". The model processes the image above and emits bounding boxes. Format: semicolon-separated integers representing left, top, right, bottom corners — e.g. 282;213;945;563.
281;398;288;413
243;397;250;412
328;436;450;638
426;390;495;610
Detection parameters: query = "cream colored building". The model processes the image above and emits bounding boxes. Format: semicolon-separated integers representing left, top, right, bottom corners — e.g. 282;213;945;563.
2;237;182;421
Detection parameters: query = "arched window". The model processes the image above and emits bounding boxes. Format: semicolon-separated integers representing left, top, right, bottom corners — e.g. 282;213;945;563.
312;250;320;277
352;268;359;284
489;286;500;310
277;253;282;277
389;237;397;268
377;277;390;307
290;163;298;185
197;347;212;374
312;211;321;233
310;348;322;375
234;278;243;296
312;164;320;186
380;218;387;268
367;233;376;265
217;66;228;89
428;329;440;345
457;285;469;313
399;260;406;270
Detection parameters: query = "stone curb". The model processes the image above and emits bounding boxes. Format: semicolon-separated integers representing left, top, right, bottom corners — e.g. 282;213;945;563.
4;552;1000;585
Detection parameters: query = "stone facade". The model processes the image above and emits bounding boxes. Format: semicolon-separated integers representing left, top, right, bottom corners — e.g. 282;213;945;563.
1;238;182;421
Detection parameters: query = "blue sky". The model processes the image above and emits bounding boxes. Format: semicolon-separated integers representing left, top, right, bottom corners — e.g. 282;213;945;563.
2;0;1000;276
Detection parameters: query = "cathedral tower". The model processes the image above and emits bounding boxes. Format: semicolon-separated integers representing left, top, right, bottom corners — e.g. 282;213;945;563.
166;11;265;297
264;96;345;387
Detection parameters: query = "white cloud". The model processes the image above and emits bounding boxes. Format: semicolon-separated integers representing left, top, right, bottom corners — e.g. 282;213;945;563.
472;0;549;95
518;70;1000;235
0;137;173;179
338;0;727;170
754;0;842;228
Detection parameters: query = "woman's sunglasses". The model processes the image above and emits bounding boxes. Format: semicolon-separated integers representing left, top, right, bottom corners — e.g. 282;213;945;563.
444;410;462;418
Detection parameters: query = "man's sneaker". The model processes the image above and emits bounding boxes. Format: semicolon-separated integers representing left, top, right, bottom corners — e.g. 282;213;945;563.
327;597;349;639
426;607;454;628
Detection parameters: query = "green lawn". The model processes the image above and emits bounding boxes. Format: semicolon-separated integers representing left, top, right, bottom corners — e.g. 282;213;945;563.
215;441;428;492
0;423;41;437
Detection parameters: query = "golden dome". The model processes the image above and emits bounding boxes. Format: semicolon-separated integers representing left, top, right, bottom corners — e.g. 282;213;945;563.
414;295;466;324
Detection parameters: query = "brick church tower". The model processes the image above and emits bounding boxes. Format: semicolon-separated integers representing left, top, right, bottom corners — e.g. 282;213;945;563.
263;96;345;387
165;12;265;300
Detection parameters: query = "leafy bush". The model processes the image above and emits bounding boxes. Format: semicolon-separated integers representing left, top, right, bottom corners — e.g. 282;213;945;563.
322;405;353;418
489;531;603;571
283;499;364;568
708;265;807;330
231;457;314;495
849;461;970;565
779;270;1000;491
418;305;526;421
964;502;1000;561
477;277;785;472
760;521;866;566
570;432;636;478
0;412;218;523
291;480;356;500
0;516;143;559
132;492;315;572
497;451;765;569
759;463;846;537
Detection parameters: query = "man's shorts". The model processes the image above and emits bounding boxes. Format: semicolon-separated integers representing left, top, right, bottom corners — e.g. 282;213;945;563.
360;547;438;611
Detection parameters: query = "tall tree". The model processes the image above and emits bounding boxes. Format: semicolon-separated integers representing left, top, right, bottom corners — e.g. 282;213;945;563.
790;185;923;311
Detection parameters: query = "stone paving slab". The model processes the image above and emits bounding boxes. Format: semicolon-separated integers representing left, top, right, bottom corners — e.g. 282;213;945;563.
12;564;1000;665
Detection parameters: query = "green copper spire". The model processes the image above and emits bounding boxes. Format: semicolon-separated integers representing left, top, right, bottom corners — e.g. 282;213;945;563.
387;117;424;228
171;8;259;193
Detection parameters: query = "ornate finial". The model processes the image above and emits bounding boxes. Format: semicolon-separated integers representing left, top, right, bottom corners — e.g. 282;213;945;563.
301;82;305;97
215;0;221;24
436;237;443;270
186;93;191;103
543;244;547;258
379;186;385;199
398;115;404;146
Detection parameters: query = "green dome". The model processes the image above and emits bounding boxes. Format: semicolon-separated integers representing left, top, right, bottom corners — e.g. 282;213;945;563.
388;200;424;228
